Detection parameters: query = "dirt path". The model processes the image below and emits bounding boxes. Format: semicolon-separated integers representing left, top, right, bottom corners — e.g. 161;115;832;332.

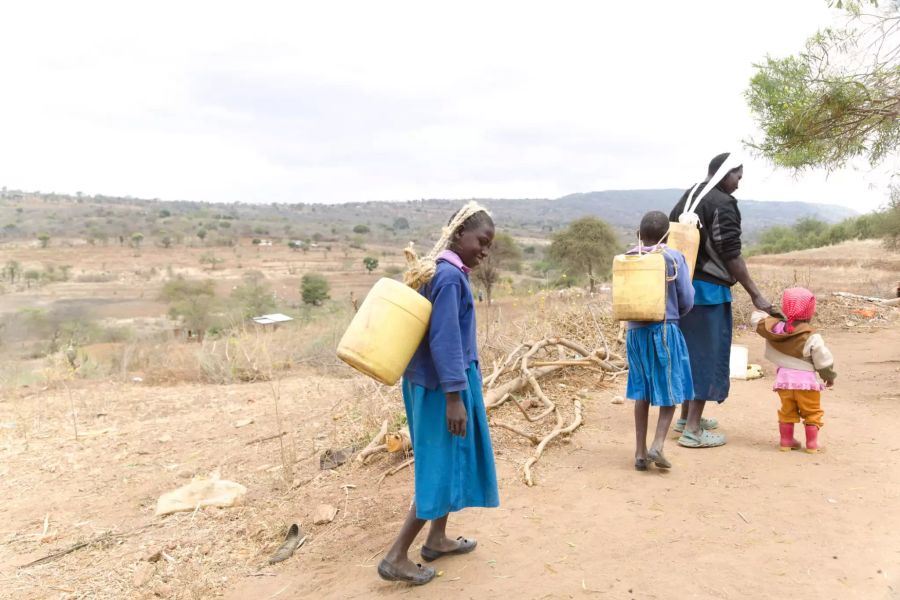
224;326;900;600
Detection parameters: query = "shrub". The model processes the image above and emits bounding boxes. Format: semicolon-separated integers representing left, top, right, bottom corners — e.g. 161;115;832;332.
301;273;330;306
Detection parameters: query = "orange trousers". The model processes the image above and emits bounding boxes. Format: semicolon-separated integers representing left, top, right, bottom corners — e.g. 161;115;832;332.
777;389;823;428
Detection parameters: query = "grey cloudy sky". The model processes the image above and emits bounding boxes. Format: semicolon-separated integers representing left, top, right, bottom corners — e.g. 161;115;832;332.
0;1;893;211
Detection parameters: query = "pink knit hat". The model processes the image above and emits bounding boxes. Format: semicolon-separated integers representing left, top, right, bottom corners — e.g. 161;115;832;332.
782;287;817;332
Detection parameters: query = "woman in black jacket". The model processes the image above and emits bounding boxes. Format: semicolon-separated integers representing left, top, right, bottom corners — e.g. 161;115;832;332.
669;152;781;448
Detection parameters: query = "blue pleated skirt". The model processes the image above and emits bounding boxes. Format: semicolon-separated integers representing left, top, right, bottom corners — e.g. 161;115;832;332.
626;322;694;407
402;362;500;521
679;302;733;403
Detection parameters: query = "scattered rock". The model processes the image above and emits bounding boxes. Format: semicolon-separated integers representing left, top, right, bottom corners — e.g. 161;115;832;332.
313;504;338;525
144;548;163;563
133;562;155;588
155;473;247;516
176;469;194;479
611;396;625;405
319;446;354;470
153;582;173;597
157;434;172;443
233;418;254;428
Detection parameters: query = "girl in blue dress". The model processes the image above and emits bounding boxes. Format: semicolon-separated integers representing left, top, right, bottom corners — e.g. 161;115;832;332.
377;202;500;585
625;211;695;471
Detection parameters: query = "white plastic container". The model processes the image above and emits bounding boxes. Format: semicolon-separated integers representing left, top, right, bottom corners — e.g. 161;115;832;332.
729;344;749;380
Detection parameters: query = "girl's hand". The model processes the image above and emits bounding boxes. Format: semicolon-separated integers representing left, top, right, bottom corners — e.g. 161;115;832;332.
446;393;467;438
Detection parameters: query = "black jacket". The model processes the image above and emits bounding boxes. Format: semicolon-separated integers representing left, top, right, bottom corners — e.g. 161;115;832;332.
670;183;742;287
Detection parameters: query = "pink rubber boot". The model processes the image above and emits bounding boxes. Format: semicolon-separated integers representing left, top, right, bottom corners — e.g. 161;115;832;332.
779;423;801;451
804;425;820;454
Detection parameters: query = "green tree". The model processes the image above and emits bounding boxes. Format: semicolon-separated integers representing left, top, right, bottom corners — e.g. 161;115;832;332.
363;256;379;273
472;232;523;304
746;2;899;170
548;217;619;293
23;269;41;288
301;273;330;306
159;277;217;340
877;184;900;248
199;253;224;270
393;217;410;230
130;232;144;249
4;260;21;283
160;235;173;249
230;271;276;319
37;232;50;248
197;228;207;244
353;224;370;234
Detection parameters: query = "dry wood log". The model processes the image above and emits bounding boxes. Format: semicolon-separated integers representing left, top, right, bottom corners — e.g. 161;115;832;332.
491;419;540;444
832;291;896;304
356;419;389;464
378;457;415;484
523;400;584;487
484;366;562;408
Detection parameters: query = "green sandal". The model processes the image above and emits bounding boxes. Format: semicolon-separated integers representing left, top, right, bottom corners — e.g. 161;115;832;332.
674;417;719;433
678;429;726;448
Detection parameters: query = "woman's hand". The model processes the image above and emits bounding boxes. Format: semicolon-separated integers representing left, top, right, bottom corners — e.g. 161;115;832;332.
752;294;784;319
446;393;467;438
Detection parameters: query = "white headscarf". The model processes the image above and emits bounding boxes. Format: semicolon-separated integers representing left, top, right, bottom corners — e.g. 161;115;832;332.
679;153;743;227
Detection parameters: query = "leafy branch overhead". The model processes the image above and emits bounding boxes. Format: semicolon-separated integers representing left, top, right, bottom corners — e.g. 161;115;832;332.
745;1;899;171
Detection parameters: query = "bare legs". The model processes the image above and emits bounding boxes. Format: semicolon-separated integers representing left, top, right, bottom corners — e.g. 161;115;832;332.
682;399;706;436
382;503;429;578
634;401;677;461
634;400;650;461
653;406;676;453
382;502;463;577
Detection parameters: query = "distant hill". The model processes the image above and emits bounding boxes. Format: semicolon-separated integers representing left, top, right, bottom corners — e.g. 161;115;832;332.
484;190;858;239
0;188;859;245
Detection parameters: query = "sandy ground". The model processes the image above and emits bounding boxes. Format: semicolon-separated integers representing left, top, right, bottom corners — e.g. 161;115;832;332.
215;325;900;600
1;239;898;600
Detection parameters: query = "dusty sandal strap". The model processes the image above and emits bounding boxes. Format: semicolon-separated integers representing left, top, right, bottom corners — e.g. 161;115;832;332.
421;537;478;562
377;559;436;585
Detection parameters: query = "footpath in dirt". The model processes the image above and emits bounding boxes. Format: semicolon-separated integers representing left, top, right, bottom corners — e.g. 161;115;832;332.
225;326;900;600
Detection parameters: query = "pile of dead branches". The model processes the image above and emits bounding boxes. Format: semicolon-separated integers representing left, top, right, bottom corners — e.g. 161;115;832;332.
358;335;627;487
484;336;626;486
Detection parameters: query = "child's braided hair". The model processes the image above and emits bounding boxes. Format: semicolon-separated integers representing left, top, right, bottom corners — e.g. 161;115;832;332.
403;201;492;290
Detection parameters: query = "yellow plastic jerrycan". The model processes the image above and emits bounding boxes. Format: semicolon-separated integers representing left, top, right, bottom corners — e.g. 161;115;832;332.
611;251;667;321
667;222;700;279
337;277;432;385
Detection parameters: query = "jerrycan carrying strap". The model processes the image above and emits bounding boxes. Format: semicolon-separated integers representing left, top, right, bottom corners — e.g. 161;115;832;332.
679;183;706;228
635;234;679;285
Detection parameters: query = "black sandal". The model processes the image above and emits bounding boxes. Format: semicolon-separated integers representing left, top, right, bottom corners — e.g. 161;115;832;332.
634;458;648;471
377;559;436;585
420;537;477;562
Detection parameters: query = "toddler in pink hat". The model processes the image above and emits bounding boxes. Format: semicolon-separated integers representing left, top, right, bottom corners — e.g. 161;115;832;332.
751;287;837;453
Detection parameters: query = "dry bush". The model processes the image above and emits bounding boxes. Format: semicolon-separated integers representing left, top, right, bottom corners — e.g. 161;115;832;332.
107;311;355;385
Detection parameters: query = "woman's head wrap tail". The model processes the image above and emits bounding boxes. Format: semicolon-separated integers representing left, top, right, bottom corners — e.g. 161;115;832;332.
403;201;491;290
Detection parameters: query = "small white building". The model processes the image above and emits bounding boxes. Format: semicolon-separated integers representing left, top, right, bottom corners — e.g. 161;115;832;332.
251;313;294;327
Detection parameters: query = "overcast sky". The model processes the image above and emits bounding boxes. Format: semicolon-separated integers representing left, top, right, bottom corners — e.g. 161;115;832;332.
0;1;893;212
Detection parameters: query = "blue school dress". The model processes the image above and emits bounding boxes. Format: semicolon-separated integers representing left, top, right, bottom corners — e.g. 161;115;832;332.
402;256;500;521
625;247;695;407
